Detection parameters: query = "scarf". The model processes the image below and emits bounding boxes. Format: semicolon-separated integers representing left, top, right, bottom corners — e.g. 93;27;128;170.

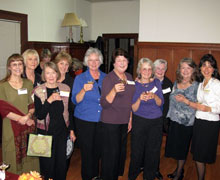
0;100;35;164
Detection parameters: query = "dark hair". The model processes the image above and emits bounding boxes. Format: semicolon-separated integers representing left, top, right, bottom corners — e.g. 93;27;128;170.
41;48;51;59
176;57;197;83
111;48;129;64
198;54;220;81
1;54;24;82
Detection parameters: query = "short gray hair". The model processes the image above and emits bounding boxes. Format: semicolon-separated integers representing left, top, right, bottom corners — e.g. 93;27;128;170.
137;58;154;78
83;47;103;66
154;59;168;71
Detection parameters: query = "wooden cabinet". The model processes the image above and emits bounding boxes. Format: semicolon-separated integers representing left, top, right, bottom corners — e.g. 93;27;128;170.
69;43;90;61
28;41;90;61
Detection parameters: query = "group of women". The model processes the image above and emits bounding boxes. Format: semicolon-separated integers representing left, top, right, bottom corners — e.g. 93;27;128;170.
0;46;219;180
0;49;76;180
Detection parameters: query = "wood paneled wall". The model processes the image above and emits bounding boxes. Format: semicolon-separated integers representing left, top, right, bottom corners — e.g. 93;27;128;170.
135;42;220;82
28;41;90;61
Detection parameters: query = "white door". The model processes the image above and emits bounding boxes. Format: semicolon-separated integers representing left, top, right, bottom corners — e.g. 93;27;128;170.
0;20;20;80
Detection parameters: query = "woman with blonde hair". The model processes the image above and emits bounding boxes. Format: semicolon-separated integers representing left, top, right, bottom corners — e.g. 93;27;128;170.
22;49;42;87
53;51;76;173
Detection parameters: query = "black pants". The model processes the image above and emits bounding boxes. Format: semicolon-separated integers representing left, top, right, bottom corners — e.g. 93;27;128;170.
75;118;101;180
39;131;67;180
100;122;128;180
128;115;163;180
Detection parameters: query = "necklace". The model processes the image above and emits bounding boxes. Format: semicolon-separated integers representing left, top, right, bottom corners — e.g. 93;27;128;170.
140;79;150;87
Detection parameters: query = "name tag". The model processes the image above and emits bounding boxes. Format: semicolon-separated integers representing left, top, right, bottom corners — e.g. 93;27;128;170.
18;88;27;95
203;89;210;93
162;87;171;94
150;86;158;93
60;91;70;97
127;80;135;85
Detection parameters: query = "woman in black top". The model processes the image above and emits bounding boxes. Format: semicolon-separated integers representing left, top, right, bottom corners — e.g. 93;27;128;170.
153;59;173;180
35;48;51;75
34;62;75;180
54;51;76;172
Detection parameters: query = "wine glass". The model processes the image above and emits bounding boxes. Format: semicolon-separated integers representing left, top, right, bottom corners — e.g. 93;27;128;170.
0;162;9;171
0;162;9;180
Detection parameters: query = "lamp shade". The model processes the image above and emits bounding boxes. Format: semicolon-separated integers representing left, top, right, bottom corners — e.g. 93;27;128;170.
61;13;81;27
79;18;88;27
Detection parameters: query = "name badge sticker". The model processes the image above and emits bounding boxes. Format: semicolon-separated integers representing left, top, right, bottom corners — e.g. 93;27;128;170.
18;88;28;95
127;80;135;85
162;87;171;94
60;91;70;97
150;86;158;93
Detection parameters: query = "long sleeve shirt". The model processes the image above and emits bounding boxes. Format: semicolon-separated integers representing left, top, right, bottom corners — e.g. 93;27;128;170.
100;71;135;124
72;69;106;122
132;79;164;119
167;81;198;126
196;78;220;121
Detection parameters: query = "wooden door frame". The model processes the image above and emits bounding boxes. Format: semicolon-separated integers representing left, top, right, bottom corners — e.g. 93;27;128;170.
102;33;138;76
0;9;28;53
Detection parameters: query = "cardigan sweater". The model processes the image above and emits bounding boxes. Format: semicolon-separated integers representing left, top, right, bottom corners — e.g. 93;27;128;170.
34;82;70;130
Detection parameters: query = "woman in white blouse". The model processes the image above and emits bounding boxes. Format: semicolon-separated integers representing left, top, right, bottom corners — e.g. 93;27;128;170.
176;54;220;180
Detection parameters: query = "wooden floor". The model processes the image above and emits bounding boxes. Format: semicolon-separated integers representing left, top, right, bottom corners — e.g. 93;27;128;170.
67;134;220;180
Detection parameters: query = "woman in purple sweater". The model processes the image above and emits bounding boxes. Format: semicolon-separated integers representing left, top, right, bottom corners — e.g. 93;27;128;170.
128;58;164;180
100;48;135;180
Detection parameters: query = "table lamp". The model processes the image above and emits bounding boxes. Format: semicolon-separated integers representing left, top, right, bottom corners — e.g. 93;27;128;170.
78;18;88;43
61;13;81;42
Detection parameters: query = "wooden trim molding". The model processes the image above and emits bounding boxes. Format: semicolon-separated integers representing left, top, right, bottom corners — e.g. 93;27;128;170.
0;9;28;53
136;42;220;82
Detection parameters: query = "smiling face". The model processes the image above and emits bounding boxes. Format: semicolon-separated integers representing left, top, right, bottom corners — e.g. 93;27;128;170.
140;62;153;81
201;61;214;80
113;55;128;74
44;66;58;85
87;53;100;71
155;63;166;80
180;62;194;81
57;59;69;75
8;60;24;77
25;54;38;70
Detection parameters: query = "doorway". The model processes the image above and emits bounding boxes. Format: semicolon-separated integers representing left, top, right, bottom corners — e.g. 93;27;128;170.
102;33;138;77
